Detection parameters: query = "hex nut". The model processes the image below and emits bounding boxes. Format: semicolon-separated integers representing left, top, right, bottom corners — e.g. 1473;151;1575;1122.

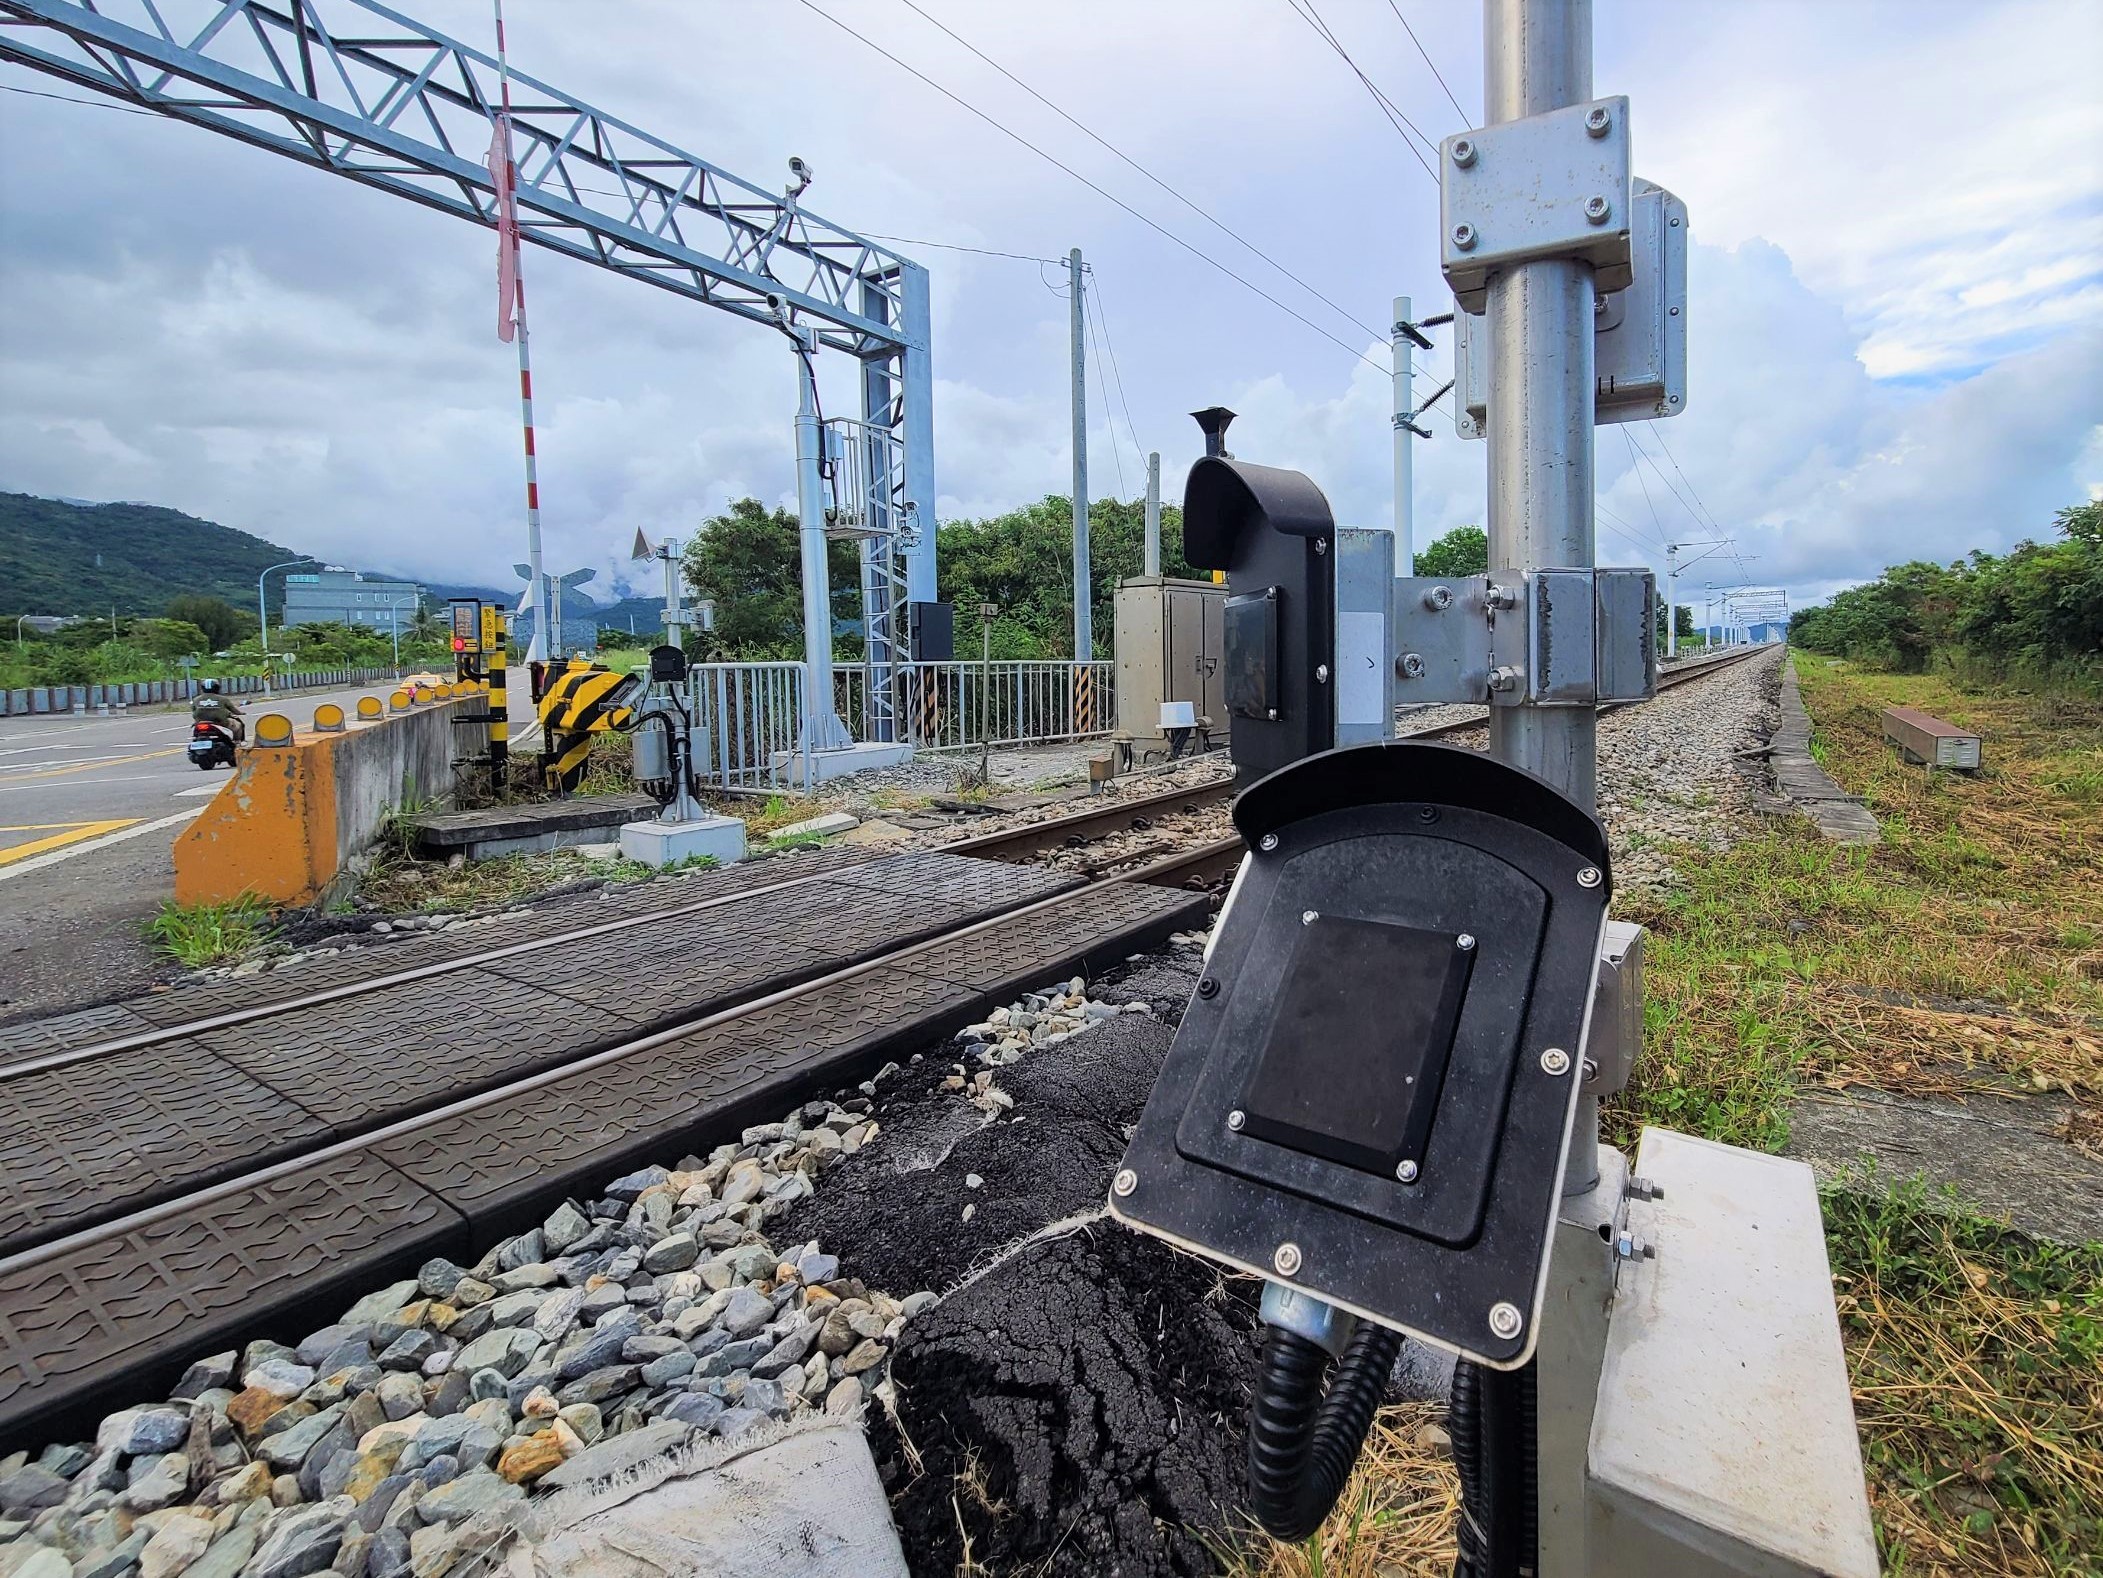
1273;1242;1303;1277
1488;1301;1523;1339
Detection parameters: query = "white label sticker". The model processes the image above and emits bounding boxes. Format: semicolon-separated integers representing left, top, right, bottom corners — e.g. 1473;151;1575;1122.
1338;611;1385;727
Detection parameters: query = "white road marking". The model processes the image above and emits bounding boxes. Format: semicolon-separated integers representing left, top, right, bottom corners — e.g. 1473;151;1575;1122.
0;808;205;883
174;782;227;797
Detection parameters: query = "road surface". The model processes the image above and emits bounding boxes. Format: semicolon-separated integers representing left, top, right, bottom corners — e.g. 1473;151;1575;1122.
0;673;534;1020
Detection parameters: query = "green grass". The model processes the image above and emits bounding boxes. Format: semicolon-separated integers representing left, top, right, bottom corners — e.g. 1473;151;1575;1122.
764;831;828;851
1825;1176;2103;1574
144;894;275;968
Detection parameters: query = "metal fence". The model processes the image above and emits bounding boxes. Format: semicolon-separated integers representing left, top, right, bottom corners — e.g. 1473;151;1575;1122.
685;662;810;791
681;659;1115;791
879;661;1115;752
0;667;399;717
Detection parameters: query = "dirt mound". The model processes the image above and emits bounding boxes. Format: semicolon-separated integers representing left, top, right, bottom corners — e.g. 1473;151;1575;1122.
781;951;1271;1575
882;1224;1260;1576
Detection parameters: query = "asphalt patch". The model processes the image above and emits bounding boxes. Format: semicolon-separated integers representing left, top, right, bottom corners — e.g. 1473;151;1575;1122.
782;947;1269;1575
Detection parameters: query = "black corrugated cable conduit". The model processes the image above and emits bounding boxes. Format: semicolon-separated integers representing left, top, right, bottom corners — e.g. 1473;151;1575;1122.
1448;1357;1537;1578
1245;1320;1404;1541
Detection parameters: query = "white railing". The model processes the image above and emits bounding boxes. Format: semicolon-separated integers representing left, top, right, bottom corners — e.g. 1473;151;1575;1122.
684;658;1115;791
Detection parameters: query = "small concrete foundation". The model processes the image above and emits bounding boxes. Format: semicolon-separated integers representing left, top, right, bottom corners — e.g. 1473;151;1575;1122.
619;814;748;868
772;740;914;786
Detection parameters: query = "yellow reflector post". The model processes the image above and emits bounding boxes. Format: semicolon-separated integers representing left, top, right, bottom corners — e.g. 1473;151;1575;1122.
313;704;346;733
390;691;412;712
356;697;384;720
253;713;295;748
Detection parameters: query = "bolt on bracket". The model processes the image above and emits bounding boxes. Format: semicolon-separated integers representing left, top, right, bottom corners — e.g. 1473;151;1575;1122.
1440;96;1634;315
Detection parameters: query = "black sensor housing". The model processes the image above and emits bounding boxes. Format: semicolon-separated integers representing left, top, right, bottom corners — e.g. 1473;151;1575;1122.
1109;740;1612;1367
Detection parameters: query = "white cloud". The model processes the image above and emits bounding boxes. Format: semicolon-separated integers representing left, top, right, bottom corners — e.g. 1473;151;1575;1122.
0;0;2097;620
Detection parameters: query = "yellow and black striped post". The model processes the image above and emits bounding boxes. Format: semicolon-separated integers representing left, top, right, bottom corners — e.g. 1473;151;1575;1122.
536;659;637;794
1073;663;1097;736
916;667;940;746
488;611;509;787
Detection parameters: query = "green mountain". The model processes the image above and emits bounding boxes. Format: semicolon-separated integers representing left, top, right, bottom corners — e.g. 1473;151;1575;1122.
0;491;313;617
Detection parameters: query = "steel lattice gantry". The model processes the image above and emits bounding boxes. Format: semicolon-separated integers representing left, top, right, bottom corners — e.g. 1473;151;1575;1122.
0;0;936;727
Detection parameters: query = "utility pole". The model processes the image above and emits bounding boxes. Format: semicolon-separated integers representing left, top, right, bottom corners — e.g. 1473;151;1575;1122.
1143;452;1162;578
1392;294;1416;573
1069;247;1090;662
1662;538;1725;657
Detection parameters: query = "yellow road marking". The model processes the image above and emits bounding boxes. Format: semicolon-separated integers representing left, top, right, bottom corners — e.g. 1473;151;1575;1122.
2;747;184;782
0;818;140;866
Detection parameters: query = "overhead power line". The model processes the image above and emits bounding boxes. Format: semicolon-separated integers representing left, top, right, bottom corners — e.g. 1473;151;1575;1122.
860;232;1067;265
895;0;1382;346
798;0;1391;374
1384;0;1472;124
1284;0;1440;179
1088;270;1148;482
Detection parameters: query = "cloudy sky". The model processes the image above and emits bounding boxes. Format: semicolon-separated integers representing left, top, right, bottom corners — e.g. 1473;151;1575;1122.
2;0;2098;618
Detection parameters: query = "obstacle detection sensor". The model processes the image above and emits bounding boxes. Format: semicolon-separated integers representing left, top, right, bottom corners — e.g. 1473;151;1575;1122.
1109;742;1613;1367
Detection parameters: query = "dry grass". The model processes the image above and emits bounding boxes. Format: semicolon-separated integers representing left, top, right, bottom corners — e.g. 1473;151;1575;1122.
1825;1179;2103;1575
1805;991;2103;1102
1214;1403;1460;1578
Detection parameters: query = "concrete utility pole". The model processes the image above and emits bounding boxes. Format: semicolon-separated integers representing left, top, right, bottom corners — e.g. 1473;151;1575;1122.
1392;294;1415;574
1662;538;1724;657
1069;247;1091;661
1143;452;1162;578
1484;0;1597;814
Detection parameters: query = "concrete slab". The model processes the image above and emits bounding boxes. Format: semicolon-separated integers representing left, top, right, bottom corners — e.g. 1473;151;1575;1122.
1787;1086;2103;1245
619;815;748;868
774;811;860;840
1772;662;1881;844
408;794;659;860
772;741;914;785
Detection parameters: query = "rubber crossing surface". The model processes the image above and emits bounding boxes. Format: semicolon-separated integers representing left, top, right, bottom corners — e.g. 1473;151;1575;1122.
0;875;1206;1447
0;851;1073;1262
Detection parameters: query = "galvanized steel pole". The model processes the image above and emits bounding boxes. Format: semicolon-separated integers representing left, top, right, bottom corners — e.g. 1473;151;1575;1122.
1069;248;1091;662
1392;294;1415;574
1484;0;1597;816
792;331;847;750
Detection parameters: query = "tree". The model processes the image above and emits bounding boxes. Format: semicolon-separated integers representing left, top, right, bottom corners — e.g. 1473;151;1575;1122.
140;619;210;660
681;499;860;659
1415;525;1488;578
165;594;247;651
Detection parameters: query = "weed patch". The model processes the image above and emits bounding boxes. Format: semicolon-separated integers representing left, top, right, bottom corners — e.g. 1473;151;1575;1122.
145;894;275;968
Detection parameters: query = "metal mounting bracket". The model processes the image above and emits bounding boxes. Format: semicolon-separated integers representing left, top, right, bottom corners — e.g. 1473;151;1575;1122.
1392;569;1657;707
1440;97;1634;315
1455;178;1688;437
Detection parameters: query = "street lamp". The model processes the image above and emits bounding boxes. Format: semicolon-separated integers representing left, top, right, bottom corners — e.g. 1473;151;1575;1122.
386;596;419;672
257;557;315;695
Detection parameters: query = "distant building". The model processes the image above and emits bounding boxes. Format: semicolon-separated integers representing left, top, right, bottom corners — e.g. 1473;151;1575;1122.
282;570;425;630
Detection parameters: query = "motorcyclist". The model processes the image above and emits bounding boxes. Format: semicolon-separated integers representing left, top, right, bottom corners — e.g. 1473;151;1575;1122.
190;678;246;743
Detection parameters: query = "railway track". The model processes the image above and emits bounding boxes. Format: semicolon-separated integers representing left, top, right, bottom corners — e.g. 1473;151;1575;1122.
0;641;1770;1443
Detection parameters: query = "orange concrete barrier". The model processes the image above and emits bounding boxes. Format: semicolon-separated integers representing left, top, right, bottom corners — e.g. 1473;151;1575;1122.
173;693;486;907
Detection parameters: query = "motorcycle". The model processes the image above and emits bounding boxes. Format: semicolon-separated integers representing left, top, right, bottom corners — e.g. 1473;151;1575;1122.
187;719;238;770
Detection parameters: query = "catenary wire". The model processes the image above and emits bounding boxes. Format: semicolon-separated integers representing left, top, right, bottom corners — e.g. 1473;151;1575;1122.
798;0;1394;376
894;0;1384;347
0;79;166;117
1384;0;1472;124
859;232;1068;265
1284;0;1441;177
